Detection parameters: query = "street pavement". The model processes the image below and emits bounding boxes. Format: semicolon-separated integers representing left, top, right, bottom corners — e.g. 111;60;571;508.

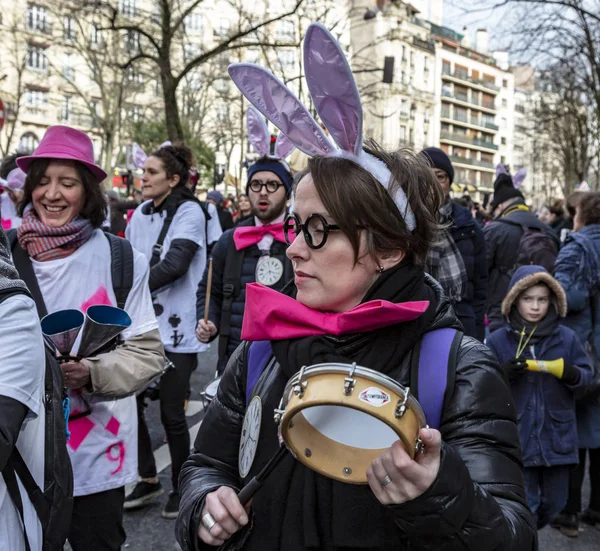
120;343;600;550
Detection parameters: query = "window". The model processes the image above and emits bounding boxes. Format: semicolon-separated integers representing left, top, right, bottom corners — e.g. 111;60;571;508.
501;117;507;128
503;79;508;88
63;53;74;79
127;106;142;122
214;78;230;94
185;11;204;33
276;20;295;42
119;0;136;17
89;100;98;114
410;50;415;67
246;49;260;64
402;46;407;62
90;23;101;45
400;126;406;141
124;30;140;53
60;96;72;122
26;45;48;72
64;16;76;41
279;50;296;72
501;98;507;107
184;43;203;61
26;4;48;33
214;18;230;38
20;132;39;152
25;89;48;107
424;56;429;73
126;66;143;84
216;103;228;123
501;137;507;145
442;60;450;75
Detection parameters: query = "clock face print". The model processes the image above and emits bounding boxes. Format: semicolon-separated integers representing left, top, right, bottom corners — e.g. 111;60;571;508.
239;396;262;478
255;256;284;286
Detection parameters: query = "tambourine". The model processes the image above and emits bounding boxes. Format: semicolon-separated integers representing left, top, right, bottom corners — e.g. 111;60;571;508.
274;362;427;484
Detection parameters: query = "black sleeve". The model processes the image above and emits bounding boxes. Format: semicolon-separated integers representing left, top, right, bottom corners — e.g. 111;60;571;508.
149;238;199;293
472;223;488;342
0;395;28;470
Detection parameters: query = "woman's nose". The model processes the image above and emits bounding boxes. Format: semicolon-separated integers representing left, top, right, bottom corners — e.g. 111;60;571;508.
286;230;309;261
44;182;61;200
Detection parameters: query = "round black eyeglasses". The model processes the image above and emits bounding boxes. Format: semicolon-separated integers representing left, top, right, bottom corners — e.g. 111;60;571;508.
248;180;284;193
283;213;341;250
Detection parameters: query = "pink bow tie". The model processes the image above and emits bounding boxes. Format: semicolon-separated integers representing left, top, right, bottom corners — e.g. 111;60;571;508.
233;223;286;251
241;283;430;341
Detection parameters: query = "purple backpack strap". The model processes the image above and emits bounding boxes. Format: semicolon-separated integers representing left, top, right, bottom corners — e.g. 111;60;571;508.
246;340;273;404
416;328;460;430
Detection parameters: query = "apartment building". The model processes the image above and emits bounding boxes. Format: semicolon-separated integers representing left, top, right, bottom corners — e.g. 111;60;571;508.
350;0;437;152
430;24;514;196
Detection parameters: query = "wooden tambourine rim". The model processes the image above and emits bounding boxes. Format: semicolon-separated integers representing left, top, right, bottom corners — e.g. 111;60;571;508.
278;363;426;484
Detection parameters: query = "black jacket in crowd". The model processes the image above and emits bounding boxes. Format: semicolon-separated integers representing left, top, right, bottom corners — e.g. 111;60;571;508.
483;199;558;332
448;201;487;341
196;219;292;372
178;278;537;551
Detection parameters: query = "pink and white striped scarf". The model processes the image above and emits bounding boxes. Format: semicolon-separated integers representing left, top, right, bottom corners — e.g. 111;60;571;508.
17;207;94;261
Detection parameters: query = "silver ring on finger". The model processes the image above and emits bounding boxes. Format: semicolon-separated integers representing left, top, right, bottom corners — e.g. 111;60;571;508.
380;474;392;487
201;512;217;531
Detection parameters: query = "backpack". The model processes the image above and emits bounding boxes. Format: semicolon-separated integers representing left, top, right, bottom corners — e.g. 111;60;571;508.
1;287;73;551
3;230;133;551
500;220;559;273
244;327;462;430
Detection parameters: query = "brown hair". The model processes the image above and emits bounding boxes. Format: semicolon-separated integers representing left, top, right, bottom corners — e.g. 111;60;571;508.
566;191;588;217
18;158;107;228
150;144;193;188
577;192;600;226
295;141;443;266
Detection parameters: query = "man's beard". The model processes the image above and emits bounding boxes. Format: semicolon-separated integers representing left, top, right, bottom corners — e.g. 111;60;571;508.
252;194;287;222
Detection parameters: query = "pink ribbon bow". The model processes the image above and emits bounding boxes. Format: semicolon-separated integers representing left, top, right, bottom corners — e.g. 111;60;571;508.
233;223;286;251
241;283;430;341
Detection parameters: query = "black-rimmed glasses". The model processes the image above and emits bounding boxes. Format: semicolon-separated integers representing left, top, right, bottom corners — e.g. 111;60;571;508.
283;213;341;250
248;180;284;193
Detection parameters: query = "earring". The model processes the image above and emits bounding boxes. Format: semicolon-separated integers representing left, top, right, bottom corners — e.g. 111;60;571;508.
378;265;384;274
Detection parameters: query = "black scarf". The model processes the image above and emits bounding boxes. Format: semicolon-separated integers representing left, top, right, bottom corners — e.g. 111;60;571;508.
246;261;438;551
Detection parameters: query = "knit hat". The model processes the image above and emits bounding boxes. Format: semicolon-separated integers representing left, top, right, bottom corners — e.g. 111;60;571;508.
207;190;224;205
491;173;523;209
247;157;293;195
421;147;454;184
502;265;567;317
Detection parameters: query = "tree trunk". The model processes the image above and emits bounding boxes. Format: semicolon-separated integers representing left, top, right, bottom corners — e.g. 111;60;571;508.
162;76;184;142
102;130;115;190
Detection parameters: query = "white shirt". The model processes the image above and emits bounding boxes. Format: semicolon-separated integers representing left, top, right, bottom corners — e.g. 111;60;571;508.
127;200;209;353
30;229;158;496
206;202;223;245
1;193;21;229
0;294;46;551
254;212;286;252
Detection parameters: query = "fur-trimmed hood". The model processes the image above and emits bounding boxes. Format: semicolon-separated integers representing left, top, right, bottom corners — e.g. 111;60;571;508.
501;265;567;317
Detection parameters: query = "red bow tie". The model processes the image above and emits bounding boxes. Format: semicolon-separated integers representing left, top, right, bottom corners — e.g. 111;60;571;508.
241;283;429;341
233;223;286;251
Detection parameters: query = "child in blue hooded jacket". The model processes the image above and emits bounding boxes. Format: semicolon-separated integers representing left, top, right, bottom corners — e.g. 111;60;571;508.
487;265;592;530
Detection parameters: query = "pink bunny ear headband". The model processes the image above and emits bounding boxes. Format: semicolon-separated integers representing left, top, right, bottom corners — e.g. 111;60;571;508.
132;141;172;170
229;23;416;231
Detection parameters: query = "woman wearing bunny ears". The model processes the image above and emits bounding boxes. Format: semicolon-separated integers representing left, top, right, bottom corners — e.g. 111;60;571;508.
177;24;536;550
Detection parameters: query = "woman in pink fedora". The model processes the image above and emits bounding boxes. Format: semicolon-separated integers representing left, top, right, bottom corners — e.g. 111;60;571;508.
8;125;164;551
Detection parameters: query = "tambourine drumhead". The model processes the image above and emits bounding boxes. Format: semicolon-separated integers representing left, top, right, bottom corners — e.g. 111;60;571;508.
201;376;221;404
278;363;426;484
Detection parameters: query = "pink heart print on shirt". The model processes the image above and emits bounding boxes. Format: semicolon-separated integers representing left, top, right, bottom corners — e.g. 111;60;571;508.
80;285;113;312
2;218;11;230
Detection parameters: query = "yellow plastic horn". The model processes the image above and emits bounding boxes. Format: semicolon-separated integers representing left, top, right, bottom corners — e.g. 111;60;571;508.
525;359;564;379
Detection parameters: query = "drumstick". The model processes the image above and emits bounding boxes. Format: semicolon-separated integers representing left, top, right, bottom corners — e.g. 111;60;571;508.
204;258;213;323
238;445;288;506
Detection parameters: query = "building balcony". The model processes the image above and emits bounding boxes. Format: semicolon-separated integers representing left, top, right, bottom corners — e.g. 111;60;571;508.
413;36;435;53
440;131;498;151
442;69;500;94
449;155;496;170
441;90;496;113
440;113;499;134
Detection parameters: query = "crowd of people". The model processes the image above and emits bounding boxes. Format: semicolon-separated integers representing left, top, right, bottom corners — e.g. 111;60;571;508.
1;22;600;551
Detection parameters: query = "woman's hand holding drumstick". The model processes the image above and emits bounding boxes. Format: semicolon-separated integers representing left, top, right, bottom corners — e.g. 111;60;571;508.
196;258;218;342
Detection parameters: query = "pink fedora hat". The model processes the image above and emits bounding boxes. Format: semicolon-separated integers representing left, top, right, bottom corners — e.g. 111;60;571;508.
16;125;107;182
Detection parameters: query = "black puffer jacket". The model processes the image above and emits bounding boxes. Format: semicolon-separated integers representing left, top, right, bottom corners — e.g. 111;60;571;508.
178;278;537;551
196;219;291;371
449;201;487;341
483;200;558;332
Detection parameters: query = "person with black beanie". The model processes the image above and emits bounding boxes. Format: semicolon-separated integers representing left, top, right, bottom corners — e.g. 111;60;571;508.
483;169;558;332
